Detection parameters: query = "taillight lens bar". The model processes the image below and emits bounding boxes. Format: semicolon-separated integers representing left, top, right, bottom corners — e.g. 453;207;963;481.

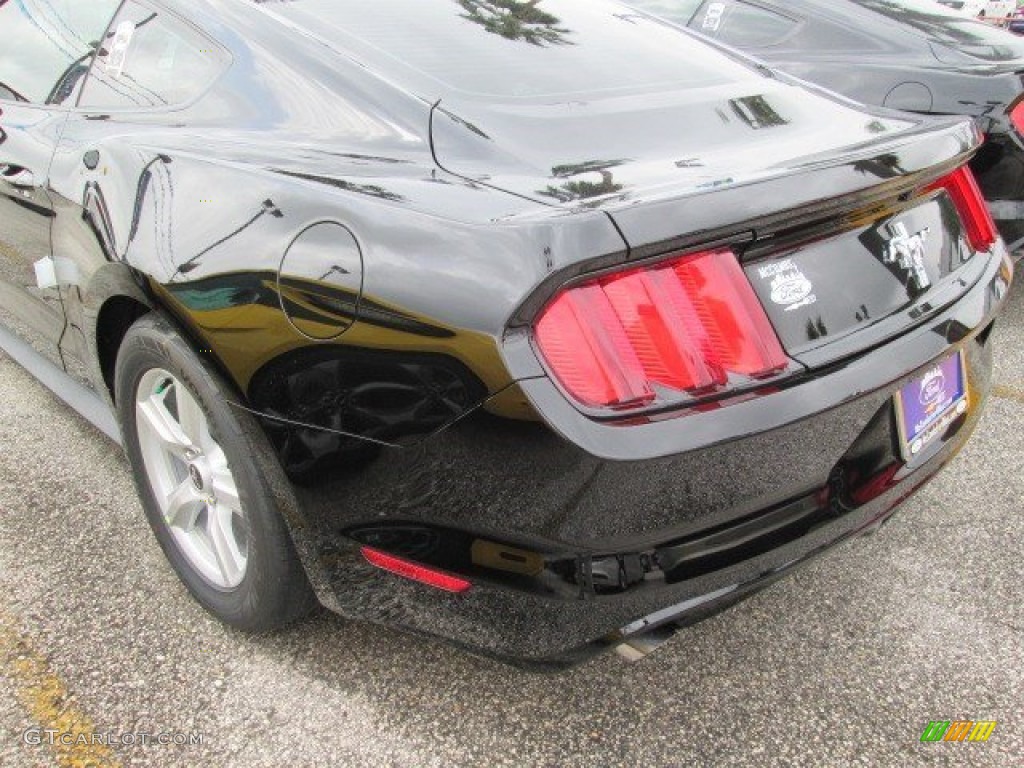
534;249;789;411
926;166;997;253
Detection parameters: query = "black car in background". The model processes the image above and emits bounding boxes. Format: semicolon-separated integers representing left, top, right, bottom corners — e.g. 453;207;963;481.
627;0;1024;251
1010;7;1024;34
0;0;1014;665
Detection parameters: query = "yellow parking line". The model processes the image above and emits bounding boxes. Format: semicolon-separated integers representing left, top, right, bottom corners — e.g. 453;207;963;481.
992;384;1024;404
0;609;121;768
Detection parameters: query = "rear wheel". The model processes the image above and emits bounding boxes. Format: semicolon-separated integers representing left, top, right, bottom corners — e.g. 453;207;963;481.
115;314;317;631
135;367;250;590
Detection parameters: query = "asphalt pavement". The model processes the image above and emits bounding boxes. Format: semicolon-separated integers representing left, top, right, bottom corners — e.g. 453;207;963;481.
0;278;1021;768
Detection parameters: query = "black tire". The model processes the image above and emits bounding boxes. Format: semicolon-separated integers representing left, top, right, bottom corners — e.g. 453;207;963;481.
115;313;317;631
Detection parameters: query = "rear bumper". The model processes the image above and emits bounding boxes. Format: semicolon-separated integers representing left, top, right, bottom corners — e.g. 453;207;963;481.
286;247;1012;665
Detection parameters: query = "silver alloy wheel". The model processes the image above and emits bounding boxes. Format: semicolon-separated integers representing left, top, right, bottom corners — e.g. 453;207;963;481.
135;369;249;589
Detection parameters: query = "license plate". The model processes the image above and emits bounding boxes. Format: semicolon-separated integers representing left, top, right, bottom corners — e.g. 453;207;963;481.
894;352;969;460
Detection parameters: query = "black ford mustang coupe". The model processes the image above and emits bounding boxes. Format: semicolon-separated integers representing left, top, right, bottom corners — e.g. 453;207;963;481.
0;0;1014;665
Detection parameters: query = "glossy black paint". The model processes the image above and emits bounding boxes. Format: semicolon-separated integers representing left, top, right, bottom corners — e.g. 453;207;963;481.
0;103;67;371
626;0;1024;250
0;0;1014;663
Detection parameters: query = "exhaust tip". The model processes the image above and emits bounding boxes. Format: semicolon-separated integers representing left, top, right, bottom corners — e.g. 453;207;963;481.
613;624;679;663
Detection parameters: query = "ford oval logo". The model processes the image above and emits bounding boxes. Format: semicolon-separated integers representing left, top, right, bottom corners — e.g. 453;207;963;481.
771;275;813;306
189;464;205;492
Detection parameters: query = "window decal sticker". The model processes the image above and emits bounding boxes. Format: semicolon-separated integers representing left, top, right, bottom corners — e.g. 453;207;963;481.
703;2;726;32
106;21;137;78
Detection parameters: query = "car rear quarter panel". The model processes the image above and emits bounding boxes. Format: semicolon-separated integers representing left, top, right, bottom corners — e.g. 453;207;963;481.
46;0;635;430
48;127;628;416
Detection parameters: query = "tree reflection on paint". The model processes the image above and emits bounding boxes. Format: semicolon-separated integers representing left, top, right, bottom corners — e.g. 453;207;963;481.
457;0;573;46
538;159;628;201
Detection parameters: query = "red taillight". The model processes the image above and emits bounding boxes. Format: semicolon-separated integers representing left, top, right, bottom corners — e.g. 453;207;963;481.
927;166;997;253
1010;99;1024;135
361;547;472;593
534;249;788;411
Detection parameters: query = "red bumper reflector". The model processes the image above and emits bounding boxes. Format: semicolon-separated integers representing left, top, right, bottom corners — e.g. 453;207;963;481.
1010;99;1024;136
927;166;997;253
850;463;901;506
361;547;472;593
535;249;788;410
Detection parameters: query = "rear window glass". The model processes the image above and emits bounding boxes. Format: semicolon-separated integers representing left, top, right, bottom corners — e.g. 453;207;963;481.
253;0;760;99
0;0;120;104
852;0;1024;61
80;1;228;109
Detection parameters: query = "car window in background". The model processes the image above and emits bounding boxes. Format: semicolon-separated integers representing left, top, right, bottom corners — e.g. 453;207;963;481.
695;1;800;48
852;0;1024;60
78;1;229;110
0;0;120;104
626;0;705;26
629;1;801;49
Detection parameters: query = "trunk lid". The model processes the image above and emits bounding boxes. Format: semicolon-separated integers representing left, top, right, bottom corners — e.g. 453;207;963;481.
741;189;988;365
431;75;924;215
